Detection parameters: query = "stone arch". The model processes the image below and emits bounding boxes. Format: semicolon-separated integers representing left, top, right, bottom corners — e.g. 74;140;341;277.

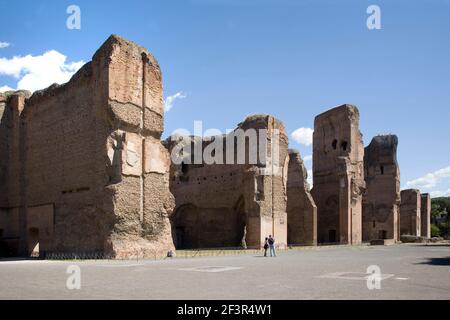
170;204;199;249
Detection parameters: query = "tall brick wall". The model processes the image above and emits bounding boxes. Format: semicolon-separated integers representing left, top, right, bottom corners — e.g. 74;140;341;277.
312;104;365;245
362;135;401;242
167;115;289;249
287;149;317;246
420;193;431;238
0;35;175;258
400;189;421;236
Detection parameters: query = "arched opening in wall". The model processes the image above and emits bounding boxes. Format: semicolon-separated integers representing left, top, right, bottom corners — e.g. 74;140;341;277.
234;196;247;248
379;230;387;240
28;228;40;258
171;204;198;249
341;141;348;151
380;165;384;175
332;139;337;150
328;229;337;243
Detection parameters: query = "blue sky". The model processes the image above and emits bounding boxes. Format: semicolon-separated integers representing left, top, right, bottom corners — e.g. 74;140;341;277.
1;0;449;197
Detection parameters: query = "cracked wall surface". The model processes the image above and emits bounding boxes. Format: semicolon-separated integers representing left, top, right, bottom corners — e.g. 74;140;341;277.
311;104;365;245
287;149;317;246
400;189;421;237
0;35;174;258
166;115;289;249
362;135;401;242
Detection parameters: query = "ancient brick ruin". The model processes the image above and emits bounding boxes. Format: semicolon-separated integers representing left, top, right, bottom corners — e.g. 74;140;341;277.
0;35;434;258
362;135;401;242
400;189;421;236
311;105;365;245
287;149;317;246
420;193;431;238
166;115;290;249
0;35;175;258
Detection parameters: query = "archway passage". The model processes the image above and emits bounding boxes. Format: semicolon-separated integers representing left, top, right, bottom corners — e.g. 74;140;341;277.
171;197;247;249
28;228;40;257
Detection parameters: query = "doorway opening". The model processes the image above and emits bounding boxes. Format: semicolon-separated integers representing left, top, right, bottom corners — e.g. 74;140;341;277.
28;228;40;257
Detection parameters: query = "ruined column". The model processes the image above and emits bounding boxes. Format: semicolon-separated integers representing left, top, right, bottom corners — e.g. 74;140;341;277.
287;149;317;246
400;189;421;236
311;104;365;245
420;193;431;238
362;135;401;242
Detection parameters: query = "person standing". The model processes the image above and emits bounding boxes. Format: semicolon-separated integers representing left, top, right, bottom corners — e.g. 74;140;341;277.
263;238;269;257
268;235;276;257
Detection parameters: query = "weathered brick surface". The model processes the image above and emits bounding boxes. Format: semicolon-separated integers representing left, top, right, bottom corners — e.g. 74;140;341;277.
287;149;317;246
400;189;421;236
420;193;431;238
362;135;401;242
0;35;174;258
166;115;289;249
311;104;365;245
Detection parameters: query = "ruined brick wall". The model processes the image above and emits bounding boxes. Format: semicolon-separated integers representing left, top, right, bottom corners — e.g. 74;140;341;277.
400;189;421;236
167;115;289;249
362;135;401;242
311;104;365;245
0;35;174;258
287;149;317;246
420;193;431;238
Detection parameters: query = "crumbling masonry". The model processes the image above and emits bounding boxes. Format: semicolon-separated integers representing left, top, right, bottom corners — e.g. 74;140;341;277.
287;149;317;246
400;189;421;236
362;135;401;242
165;115;290;249
420;193;431;238
0;35;433;258
0;35;175;258
311;104;365;245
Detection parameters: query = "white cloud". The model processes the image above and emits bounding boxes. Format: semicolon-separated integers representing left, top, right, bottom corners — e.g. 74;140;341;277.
0;42;10;49
0;85;14;92
406;166;450;190
303;155;312;162
164;91;186;112
291;127;314;146
0;50;84;92
307;169;313;187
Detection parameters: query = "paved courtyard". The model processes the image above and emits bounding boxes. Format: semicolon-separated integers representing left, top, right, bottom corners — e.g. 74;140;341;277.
0;244;449;300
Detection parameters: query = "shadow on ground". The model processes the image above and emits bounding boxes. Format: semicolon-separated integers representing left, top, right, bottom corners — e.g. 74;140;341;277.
419;256;450;266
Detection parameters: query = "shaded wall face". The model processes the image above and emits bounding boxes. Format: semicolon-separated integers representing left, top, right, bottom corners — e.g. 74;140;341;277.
400;189;421;236
362;137;401;241
312;105;364;245
287;152;317;245
19;69;107;255
420;194;431;238
168;116;289;249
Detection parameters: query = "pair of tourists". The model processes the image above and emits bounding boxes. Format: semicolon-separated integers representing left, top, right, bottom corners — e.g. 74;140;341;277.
263;235;276;257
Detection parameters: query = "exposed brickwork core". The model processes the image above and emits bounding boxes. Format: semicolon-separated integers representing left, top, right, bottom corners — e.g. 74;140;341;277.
0;35;174;258
166;115;290;249
287;149;317;246
311;104;365;245
362;135;401;242
420;193;431;238
400;189;421;236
